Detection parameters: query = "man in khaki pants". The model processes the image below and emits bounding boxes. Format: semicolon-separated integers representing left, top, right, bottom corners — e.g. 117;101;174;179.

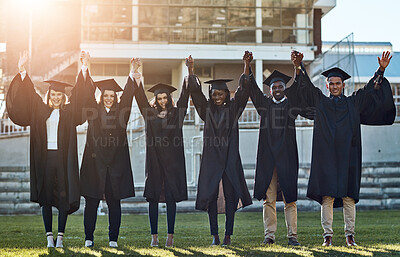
247;51;307;246
291;51;394;246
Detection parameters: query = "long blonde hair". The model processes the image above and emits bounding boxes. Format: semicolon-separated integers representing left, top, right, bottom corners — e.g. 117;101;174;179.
45;90;68;110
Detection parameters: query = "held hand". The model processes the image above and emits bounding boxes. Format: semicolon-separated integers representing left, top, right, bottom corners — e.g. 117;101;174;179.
80;51;90;66
131;58;142;73
18;51;29;72
291;50;303;68
185;55;194;75
378;51;392;71
243;50;253;65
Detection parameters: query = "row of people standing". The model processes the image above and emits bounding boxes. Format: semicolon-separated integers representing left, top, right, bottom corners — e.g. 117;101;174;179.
6;49;395;248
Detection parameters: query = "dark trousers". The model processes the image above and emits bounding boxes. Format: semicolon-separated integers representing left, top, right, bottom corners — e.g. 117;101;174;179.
148;201;177;234
208;172;239;236
42;150;68;234
84;173;121;242
42;206;68;233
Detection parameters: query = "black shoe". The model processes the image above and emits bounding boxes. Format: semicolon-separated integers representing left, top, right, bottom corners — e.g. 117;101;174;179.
222;235;231;246
288;238;300;246
211;235;220;246
263;237;274;245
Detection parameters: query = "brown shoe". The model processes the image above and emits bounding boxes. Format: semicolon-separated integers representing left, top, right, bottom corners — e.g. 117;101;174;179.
322;236;332;246
346;235;357;246
263;237;274;245
222;235;231;246
165;233;174;247
211;235;220;246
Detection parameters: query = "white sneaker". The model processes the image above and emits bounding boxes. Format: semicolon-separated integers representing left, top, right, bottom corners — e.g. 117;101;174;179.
47;235;55;248
85;240;94;247
55;234;63;248
109;241;118;248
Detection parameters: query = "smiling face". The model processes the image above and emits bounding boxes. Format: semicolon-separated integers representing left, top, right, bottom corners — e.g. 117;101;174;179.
211;89;228;106
102;90;115;108
326;76;345;97
49;90;64;109
156;93;168;110
270;81;285;101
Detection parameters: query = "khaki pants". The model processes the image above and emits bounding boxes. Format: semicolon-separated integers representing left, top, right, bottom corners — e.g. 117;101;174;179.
321;196;355;238
263;168;297;240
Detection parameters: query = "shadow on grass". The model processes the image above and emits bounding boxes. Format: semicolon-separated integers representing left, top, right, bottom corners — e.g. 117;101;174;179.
32;244;400;257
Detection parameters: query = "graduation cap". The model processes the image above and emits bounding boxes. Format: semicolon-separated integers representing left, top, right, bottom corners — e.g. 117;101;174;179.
94;79;123;92
44;80;73;93
148;83;177;95
321;67;351;81
204;79;233;91
263;70;291;86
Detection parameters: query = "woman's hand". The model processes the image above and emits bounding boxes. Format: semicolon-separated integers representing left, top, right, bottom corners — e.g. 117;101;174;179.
80;51;90;66
18;51;28;73
131;58;142;73
378;51;392;72
186;55;194;75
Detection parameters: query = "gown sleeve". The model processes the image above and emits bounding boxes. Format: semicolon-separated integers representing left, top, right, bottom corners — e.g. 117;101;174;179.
118;76;136;125
176;79;190;124
68;70;96;126
6;73;47;126
248;72;268;115
354;69;396;125
187;74;208;121
134;79;157;120
232;73;251;118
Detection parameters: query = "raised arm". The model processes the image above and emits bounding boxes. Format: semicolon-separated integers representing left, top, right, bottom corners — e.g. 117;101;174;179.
244;51;268;112
175;55;192;123
355;51;395;124
187;56;208;121
232;51;252;116
6;51;46;126
290;51;323;108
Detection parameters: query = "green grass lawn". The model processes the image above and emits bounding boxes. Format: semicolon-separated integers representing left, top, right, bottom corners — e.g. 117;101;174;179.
0;210;399;256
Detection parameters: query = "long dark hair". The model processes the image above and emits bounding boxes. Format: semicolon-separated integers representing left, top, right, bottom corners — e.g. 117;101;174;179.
153;92;174;113
99;90;119;108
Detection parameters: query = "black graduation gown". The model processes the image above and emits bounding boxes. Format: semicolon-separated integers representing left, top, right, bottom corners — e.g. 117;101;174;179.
188;74;253;211
6;72;89;214
80;76;136;200
248;73;304;203
294;69;395;207
134;80;189;203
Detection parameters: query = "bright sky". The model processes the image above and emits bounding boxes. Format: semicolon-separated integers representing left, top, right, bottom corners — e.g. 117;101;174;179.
321;0;400;52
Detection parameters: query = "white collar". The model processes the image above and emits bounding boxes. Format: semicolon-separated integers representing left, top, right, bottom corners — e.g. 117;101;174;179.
272;96;287;104
105;107;110;113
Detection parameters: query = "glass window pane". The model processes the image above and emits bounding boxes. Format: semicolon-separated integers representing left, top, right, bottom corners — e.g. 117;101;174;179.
228;8;255;27
91;64;103;76
169;7;196;27
114;27;132;40
228;0;255;6
227;28;255;43
281;0;312;8
282;8;308;27
262;29;281;43
281;29;310;43
139;0;168;4
139;27;168;41
139;6;168;25
170;28;196;43
117;64;130;76
262;0;281;7
85;4;113;23
104;64;116;76
262;8;281;27
113;4;132;24
197;28;225;43
87;26;114;41
199;8;226;27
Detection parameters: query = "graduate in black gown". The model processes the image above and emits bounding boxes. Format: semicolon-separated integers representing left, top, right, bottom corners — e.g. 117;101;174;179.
188;54;252;246
80;58;136;248
133;57;189;247
6;51;90;248
246;51;304;246
292;51;395;247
